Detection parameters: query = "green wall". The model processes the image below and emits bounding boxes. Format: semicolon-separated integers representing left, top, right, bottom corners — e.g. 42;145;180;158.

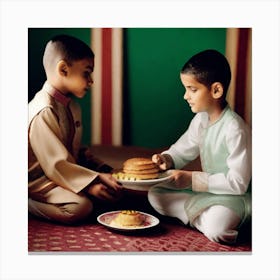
123;28;226;148
28;28;226;148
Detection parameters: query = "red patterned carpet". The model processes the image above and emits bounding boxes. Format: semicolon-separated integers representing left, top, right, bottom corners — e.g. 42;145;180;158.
28;214;251;253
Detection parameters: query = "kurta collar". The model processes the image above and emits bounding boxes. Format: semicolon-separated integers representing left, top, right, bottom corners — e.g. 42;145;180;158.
200;104;230;129
43;82;71;107
209;104;230;126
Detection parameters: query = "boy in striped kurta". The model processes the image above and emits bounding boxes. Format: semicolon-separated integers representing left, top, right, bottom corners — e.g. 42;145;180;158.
149;50;251;244
28;35;122;224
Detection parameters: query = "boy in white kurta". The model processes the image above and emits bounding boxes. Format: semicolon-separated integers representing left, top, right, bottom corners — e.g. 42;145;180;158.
28;35;122;224
148;50;251;244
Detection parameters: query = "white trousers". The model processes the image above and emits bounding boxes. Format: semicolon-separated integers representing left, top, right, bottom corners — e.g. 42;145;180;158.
148;189;241;244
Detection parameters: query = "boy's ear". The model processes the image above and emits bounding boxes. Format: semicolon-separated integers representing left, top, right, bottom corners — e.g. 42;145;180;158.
57;60;69;77
211;82;224;99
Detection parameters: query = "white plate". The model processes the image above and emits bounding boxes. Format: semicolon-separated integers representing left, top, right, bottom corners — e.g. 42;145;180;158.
97;210;160;231
117;170;173;191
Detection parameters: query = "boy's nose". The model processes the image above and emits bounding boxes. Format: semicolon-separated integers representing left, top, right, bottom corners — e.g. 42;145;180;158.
184;91;189;101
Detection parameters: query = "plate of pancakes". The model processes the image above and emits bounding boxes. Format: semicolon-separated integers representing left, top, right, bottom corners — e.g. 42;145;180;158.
97;210;160;231
112;157;173;191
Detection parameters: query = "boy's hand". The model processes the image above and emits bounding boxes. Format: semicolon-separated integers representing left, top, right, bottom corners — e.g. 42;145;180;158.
169;170;192;189
152;154;174;170
87;173;123;201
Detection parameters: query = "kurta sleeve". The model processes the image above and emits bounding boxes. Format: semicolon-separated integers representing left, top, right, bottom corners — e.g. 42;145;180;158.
29;108;99;193
192;121;252;195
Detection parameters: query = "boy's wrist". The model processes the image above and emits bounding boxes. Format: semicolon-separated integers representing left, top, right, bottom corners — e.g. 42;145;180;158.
97;164;113;173
162;154;174;169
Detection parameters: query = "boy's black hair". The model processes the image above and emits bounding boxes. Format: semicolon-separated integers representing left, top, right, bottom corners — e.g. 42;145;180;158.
43;34;94;68
51;34;94;61
181;49;231;93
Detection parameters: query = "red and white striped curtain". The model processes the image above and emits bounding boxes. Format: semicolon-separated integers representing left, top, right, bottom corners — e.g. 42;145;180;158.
91;28;123;146
226;28;252;126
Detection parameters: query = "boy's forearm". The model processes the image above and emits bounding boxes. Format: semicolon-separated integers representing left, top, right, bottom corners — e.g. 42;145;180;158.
78;147;113;173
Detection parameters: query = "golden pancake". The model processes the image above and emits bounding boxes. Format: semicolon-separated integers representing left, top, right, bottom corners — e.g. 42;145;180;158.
110;210;144;227
121;157;159;180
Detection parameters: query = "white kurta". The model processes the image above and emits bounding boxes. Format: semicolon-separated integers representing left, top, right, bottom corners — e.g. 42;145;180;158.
164;105;252;195
149;106;252;226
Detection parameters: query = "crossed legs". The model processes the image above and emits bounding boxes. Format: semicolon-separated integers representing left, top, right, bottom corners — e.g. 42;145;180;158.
28;186;93;224
148;187;241;244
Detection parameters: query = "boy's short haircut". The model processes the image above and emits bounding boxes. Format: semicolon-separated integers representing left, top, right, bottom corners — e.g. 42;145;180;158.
181;49;231;94
43;34;94;72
